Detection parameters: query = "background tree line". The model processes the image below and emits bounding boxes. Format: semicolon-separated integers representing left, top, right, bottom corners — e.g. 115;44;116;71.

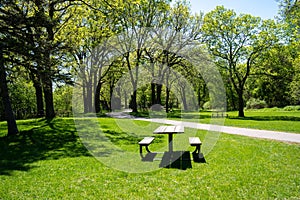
0;0;299;135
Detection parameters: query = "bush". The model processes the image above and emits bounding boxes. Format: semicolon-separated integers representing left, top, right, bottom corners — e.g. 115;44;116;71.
283;105;300;111
202;101;211;110
246;98;267;109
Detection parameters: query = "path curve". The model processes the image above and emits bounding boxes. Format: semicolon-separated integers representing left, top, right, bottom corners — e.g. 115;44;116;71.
136;118;300;144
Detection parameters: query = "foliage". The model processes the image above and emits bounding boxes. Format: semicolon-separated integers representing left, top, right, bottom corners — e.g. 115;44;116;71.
0;0;299;122
202;6;279;117
202;101;211;110
246;98;267;109
283;105;300;111
54;85;73;117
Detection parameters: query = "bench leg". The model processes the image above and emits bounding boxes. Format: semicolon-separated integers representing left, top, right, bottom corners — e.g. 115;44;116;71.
140;145;151;158
192;145;202;156
192;145;200;154
140;145;143;154
192;145;204;161
145;145;151;153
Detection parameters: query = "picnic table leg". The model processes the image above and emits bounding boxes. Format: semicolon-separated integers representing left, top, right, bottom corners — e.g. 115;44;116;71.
139;145;143;155
168;133;173;152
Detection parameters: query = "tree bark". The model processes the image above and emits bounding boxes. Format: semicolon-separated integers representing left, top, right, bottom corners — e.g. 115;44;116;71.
94;81;102;113
0;49;18;135
165;87;170;113
156;84;162;105
41;72;55;119
34;81;44;117
151;82;156;106
30;72;44;117
238;90;245;117
131;90;138;113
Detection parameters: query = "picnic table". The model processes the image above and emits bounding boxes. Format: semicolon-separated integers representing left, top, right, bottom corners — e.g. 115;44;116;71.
153;125;184;152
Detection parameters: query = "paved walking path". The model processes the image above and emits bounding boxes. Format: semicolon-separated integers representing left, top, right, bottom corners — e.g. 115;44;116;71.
136;118;300;144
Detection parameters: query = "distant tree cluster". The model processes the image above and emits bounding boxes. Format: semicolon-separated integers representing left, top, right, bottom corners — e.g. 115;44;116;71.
0;0;299;135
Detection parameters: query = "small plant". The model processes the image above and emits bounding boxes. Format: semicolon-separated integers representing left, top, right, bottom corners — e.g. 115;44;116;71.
246;98;267;109
202;101;211;110
283;105;300;111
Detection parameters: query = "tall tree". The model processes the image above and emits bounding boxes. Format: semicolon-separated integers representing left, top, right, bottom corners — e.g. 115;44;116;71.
0;47;19;135
202;6;278;117
0;0;29;135
110;0;171;113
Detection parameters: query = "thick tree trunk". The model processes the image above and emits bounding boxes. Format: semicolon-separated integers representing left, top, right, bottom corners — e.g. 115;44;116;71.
0;49;18;135
197;87;201;108
83;82;88;113
156;84;162;105
238;90;245;117
165;87;170;113
151;83;156;106
32;76;44;117
41;72;55;119
29;71;45;117
124;91;128;109
86;81;93;113
94;81;102;113
131;90;138;113
34;82;44;117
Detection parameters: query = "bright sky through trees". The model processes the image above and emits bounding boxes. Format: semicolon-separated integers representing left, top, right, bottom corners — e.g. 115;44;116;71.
189;0;280;19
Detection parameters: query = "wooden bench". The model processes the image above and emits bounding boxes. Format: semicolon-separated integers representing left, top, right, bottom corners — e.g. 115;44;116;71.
189;137;202;155
138;137;155;156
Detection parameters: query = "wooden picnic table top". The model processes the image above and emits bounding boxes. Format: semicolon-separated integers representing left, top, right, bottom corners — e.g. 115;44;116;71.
153;125;184;134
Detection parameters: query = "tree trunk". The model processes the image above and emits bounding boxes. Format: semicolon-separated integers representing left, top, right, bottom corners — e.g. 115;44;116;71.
151;82;156;106
34;81;44;117
95;81;102;113
0;49;18;135
165;87;170;113
131;90;138;113
32;74;44;117
83;81;88;113
156;84;162;105
197;87;201;108
238;90;245;117
86;80;93;113
29;70;45;117
124;91;128;109
41;72;55;119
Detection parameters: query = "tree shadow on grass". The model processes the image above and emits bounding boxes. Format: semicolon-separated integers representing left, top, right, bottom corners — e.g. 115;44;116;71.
103;130;141;145
0;118;91;176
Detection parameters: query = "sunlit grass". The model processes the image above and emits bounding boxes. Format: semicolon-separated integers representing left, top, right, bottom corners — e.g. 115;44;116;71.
167;109;300;133
0;117;299;199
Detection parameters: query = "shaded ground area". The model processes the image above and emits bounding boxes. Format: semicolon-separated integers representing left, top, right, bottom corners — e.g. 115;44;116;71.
0;119;90;175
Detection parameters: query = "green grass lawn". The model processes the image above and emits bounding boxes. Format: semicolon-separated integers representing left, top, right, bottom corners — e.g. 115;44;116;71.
168;109;300;133
0;117;299;199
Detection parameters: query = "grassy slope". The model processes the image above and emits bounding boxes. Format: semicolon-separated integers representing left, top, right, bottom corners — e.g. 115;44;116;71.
0;117;299;199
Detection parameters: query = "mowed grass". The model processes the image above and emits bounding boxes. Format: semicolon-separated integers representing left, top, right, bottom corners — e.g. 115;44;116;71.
169;109;300;133
0;117;299;199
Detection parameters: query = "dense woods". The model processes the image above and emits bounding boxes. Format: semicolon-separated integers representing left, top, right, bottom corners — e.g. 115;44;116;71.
0;0;299;135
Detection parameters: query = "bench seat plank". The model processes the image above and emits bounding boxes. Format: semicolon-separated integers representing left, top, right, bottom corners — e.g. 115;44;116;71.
189;137;201;145
139;137;155;145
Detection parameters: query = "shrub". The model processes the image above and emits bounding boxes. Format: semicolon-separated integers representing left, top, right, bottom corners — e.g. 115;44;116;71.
246;98;267;109
202;101;211;110
283;105;300;111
